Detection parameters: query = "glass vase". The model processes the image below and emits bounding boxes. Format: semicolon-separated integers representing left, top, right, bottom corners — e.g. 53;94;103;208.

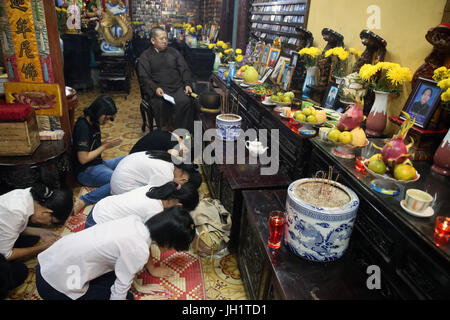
302;66;318;99
213;52;221;72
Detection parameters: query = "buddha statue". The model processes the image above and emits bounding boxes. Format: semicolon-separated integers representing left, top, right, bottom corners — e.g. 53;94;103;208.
352;30;387;73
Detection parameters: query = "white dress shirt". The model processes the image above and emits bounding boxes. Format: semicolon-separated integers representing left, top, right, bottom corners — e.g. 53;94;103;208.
0;188;34;259
37;215;151;300
110;151;174;195
92;185;164;224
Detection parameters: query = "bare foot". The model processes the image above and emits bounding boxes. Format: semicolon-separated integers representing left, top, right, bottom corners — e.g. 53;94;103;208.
146;264;175;278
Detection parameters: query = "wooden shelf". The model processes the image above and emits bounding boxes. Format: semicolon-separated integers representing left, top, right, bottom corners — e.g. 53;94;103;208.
250;19;304;28
252;0;307;6
250;10;306;15
251;27;299;38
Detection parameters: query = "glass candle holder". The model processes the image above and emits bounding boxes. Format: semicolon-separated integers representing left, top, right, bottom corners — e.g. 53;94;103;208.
268;210;286;249
433;216;450;246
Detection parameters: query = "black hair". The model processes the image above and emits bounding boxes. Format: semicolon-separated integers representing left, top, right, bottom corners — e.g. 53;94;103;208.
146;181;199;211
30;183;73;226
145;206;195;252
83;95;117;124
145;150;201;188
421;87;433;97
150;26;166;39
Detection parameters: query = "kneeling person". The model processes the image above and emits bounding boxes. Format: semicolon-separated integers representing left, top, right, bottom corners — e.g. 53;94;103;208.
36;207;195;300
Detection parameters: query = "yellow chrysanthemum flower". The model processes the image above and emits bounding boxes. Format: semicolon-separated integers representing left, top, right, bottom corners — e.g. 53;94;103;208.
437;78;450;89
208;43;215;49
325;47;348;60
433;66;450;81
219;52;223;58
359;64;378;81
224;48;233;55
375;62;400;71
189;27;196;33
236;55;243;62
441;88;450;102
349;48;362;58
222;43;228;50
386;67;412;86
236;48;242;55
196;25;202;29
217;40;224;47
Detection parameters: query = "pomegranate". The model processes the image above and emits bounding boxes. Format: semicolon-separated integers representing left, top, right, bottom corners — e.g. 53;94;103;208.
337;99;365;131
373;111;415;168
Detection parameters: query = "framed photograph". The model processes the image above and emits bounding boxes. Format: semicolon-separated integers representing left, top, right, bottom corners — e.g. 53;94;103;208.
260;68;273;83
321;82;339;110
267;48;281;68
271;56;290;84
260;46;271;66
291;52;299;69
258;64;266;80
399;77;442;128
282;66;294;91
278;61;290;84
253;42;265;61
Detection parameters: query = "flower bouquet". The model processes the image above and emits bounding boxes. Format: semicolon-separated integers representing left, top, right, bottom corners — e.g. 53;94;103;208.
298;47;322;67
434;66;450;110
359;62;413;94
325;47;350;78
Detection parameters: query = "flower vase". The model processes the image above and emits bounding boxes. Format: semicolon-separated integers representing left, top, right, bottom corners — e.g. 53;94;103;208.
365;90;389;137
191;35;197;48
213;52;221;72
432;130;450;176
227;62;236;85
302;66;318;99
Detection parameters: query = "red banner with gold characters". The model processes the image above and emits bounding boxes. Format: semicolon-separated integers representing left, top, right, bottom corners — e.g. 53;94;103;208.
3;0;43;83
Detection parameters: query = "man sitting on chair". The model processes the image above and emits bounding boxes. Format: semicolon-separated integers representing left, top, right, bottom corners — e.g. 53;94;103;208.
137;27;194;134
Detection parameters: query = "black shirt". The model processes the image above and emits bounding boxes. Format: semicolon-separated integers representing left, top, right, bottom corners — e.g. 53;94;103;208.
130;130;178;154
72;117;102;175
137;45;192;98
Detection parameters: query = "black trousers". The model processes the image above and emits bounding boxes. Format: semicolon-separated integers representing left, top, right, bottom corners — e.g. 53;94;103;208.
151;86;194;134
35;264;134;300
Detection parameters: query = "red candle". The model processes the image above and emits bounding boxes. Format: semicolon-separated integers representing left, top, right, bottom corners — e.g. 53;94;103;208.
433;216;450;246
268;210;285;249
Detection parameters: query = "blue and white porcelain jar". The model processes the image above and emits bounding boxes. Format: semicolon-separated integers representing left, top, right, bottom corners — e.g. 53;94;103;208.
216;114;242;141
284;178;359;262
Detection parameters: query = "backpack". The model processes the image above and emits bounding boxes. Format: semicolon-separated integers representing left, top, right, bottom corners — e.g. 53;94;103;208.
190;198;232;258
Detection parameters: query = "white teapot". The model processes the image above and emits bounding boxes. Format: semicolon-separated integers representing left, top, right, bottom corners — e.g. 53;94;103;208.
245;139;268;156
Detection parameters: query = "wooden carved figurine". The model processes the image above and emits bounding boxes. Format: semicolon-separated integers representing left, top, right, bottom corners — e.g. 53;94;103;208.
412;23;450;85
317;28;344;86
352;30;387;73
292;26;314;90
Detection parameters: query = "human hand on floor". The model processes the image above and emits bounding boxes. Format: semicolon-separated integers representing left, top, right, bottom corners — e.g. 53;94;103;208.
156;87;164;97
40;230;61;245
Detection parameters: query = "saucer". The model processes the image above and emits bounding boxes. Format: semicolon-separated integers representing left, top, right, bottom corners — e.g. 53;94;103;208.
240;83;250;88
274;106;283;113
262;100;275;106
400;200;434;218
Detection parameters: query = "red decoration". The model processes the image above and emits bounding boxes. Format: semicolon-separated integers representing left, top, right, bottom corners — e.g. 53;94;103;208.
0;103;32;121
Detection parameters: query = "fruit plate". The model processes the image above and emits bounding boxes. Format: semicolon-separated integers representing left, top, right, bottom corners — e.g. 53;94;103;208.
326;139;370;159
243;81;259;87
363;159;420;185
292;118;326;128
270;97;291;107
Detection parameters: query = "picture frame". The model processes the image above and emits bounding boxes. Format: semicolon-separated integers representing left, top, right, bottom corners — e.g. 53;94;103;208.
271;56;290;84
260;68;273;83
258;64;266;80
290;52;299;69
260;45;271;66
278;61;290;84
321;82;339;110
253;42;265;62
267;47;281;68
399;77;442;129
282;66;294;91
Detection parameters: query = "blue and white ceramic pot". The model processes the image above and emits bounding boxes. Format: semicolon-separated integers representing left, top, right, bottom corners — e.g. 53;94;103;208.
284;178;359;262
216;114;242;141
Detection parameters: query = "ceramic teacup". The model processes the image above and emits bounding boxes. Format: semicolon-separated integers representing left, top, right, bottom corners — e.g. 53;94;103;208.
404;189;433;212
319;127;330;140
282;106;291;117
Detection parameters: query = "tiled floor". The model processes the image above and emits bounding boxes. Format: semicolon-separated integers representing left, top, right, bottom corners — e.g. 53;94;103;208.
9;75;247;300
